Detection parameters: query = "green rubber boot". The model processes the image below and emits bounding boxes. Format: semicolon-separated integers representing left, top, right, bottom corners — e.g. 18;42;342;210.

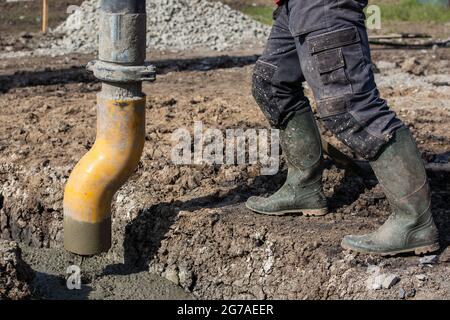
341;127;440;256
246;109;328;216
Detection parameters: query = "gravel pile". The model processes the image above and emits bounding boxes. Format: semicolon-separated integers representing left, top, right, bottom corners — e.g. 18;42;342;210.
52;0;270;53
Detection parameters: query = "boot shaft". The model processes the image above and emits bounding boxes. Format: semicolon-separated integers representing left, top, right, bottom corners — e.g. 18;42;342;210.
280;110;324;184
342;127;439;255
245;109;328;215
369;127;431;217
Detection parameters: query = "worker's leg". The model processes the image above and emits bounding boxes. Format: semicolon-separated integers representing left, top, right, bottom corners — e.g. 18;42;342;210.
291;0;439;254
246;4;327;216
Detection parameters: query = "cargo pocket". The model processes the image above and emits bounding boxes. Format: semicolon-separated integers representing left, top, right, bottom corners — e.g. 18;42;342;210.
316;95;387;160
252;60;281;127
307;26;364;99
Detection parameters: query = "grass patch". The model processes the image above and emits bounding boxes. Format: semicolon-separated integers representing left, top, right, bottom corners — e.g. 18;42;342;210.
242;0;450;25
378;0;450;23
241;6;274;25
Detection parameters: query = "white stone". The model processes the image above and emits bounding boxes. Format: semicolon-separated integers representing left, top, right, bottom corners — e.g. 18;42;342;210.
366;272;400;290
419;255;438;265
415;274;427;281
382;274;400;289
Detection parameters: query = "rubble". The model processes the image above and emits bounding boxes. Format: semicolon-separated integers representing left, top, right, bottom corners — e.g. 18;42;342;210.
0;240;34;300
366;272;400;290
401;57;427;76
419;255;439;265
51;0;270;53
415;274;427;281
439;247;450;263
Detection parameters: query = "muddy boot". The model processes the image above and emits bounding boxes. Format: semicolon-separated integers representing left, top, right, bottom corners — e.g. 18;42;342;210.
246;110;328;216
341;127;439;256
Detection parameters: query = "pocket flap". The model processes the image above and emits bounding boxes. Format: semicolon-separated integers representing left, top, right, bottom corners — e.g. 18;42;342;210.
316;96;348;118
315;48;345;74
307;26;360;54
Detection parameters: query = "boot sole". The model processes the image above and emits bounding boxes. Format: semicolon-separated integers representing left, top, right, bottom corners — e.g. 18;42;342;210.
246;205;328;217
341;241;440;257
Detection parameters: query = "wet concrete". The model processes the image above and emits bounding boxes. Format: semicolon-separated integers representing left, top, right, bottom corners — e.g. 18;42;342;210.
20;245;193;300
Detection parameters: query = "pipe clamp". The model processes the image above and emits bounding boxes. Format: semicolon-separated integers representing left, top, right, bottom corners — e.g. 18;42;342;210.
87;60;156;83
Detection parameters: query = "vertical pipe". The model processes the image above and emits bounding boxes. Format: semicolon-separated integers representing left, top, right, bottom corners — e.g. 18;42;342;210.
42;0;49;33
63;0;154;256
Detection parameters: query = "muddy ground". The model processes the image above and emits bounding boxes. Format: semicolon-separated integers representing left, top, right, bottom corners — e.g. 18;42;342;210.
0;44;449;299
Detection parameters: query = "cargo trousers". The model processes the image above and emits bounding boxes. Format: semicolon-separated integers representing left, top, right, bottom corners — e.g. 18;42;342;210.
252;0;405;159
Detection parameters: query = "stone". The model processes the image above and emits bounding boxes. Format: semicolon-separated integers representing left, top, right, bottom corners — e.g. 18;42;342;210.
399;288;406;299
375;60;397;71
382;274;400;289
419;255;438;265
366;264;380;274
407;288;416;298
401;57;426;76
439;246;450;263
163;268;180;285
369;275;383;290
366;272;399;290
415;274;427;281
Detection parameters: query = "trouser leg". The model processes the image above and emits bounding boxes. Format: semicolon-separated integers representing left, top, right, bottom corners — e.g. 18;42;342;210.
251;4;310;127
289;0;438;254
247;5;327;216
291;0;404;159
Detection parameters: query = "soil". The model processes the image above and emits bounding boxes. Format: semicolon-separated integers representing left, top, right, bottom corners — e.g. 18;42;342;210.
0;45;449;299
0;0;84;36
0;0;450;301
0;240;34;300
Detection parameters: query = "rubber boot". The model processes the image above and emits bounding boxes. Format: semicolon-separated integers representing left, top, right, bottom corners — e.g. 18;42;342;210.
246;109;328;216
341;127;440;256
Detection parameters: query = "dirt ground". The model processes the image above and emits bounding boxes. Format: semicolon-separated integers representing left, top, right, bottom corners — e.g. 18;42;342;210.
0;0;84;35
0;0;450;301
0;44;449;299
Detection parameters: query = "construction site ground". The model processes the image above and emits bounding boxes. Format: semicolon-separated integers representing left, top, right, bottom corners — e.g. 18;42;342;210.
0;0;449;300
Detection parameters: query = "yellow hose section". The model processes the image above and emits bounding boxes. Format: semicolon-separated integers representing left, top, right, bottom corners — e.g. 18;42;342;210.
63;98;146;224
